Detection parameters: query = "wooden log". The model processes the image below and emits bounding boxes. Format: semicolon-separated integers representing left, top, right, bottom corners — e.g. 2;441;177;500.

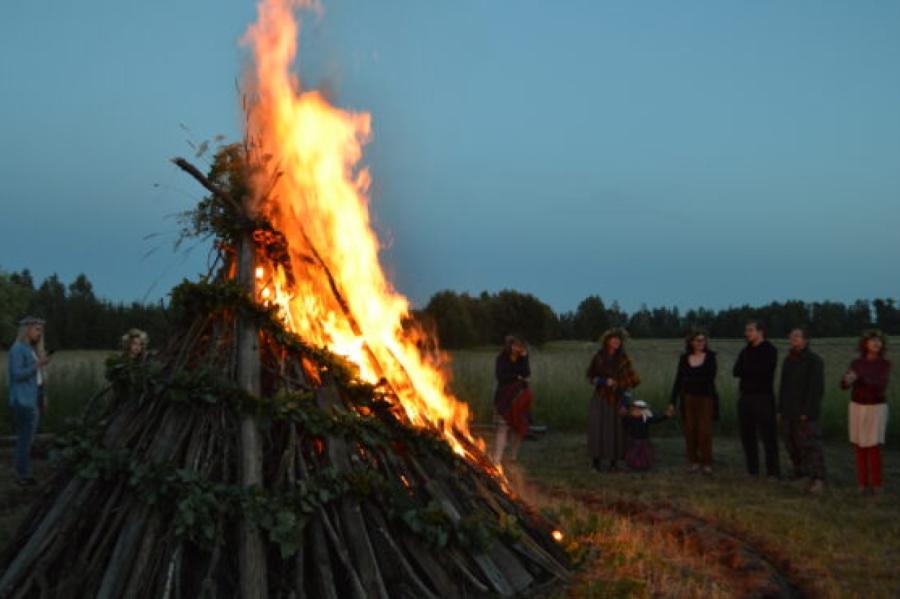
396;532;463;598
486;543;535;593
401;456;516;596
120;512;165;598
296;424;369;599
283;423;306;599
362;506;440;599
316;382;390;599
309;520;340;599
236;232;269;599
448;551;491;594
0;478;87;594
161;543;184;599
96;506;150;599
171;157;242;214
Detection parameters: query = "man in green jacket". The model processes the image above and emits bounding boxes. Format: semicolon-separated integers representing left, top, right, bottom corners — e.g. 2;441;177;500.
778;327;826;493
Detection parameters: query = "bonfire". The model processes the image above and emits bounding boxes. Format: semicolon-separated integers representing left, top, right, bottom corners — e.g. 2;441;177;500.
0;1;569;597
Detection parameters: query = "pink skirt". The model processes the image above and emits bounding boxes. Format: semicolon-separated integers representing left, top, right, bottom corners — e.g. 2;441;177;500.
849;402;888;448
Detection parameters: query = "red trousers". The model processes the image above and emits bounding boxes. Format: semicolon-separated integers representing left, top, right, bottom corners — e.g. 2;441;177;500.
854;445;883;488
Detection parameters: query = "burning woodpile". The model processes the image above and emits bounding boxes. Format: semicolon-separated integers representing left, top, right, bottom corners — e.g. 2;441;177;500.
0;0;569;596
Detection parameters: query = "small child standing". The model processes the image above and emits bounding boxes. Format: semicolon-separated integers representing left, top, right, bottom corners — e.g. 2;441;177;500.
621;399;670;471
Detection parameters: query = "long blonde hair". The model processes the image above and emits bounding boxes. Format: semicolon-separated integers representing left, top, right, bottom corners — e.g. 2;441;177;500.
15;324;46;359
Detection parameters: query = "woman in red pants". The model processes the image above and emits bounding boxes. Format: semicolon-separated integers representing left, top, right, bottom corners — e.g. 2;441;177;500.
841;330;891;495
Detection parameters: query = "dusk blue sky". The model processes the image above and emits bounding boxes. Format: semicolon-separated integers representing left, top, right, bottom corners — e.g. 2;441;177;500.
2;1;898;313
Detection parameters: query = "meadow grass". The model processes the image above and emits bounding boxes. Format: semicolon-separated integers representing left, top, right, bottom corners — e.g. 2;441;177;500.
514;433;900;598
0;350;110;436
0;344;898;597
0;338;896;442
449;338;900;443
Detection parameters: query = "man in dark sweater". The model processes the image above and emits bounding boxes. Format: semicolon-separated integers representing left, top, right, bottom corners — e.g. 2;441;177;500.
778;328;826;492
733;320;780;477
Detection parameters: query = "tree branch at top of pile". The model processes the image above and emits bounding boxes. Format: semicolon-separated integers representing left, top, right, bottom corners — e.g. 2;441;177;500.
171;157;244;215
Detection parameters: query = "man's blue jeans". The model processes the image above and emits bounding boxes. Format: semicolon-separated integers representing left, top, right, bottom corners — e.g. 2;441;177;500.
11;403;39;479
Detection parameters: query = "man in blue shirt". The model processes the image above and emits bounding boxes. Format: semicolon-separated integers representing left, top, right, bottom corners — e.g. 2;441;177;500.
7;316;50;486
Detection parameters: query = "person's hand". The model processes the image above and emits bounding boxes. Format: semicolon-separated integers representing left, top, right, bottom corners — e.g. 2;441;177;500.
800;414;808;422
37;357;51;368
666;405;676;418
844;370;858;385
606;379;617;388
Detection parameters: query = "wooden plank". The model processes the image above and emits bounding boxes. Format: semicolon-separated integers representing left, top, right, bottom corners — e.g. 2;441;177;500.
236;233;269;599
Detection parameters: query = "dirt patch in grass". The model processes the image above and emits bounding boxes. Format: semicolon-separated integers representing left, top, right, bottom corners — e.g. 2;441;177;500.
538;483;813;598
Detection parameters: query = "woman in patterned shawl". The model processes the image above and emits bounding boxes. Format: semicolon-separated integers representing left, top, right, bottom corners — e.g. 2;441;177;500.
586;328;641;471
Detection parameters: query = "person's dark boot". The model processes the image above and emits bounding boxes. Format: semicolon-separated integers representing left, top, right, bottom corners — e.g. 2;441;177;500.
592;458;603;472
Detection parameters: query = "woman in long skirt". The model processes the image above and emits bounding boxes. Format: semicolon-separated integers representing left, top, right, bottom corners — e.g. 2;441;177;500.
586;328;641;471
492;336;532;464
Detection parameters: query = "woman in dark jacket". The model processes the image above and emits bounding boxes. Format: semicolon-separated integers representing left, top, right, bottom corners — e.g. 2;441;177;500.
491;336;531;464
669;330;718;475
587;328;641;471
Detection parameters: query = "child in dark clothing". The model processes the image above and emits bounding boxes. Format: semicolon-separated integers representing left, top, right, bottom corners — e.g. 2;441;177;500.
622;399;669;470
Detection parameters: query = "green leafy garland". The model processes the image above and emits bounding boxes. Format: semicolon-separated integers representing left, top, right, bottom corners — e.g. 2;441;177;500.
64;328;518;557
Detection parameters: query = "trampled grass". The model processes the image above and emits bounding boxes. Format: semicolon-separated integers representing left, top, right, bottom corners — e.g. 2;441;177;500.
514;433;900;598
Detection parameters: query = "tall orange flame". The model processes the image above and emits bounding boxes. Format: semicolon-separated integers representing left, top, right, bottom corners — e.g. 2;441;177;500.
242;0;481;458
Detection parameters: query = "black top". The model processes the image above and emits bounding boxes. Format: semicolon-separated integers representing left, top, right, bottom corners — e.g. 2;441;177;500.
733;340;778;396
495;351;530;386
778;348;825;420
623;414;669;439
670;351;718;404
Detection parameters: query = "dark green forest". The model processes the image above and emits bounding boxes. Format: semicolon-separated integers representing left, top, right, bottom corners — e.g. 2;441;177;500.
2;268;898;350
0;269;169;351
421;291;900;348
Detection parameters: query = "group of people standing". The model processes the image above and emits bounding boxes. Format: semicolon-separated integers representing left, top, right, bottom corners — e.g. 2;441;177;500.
6;317;149;487
493;321;892;495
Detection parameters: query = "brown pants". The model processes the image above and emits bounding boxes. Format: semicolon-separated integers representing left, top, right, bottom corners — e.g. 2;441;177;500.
683;394;714;465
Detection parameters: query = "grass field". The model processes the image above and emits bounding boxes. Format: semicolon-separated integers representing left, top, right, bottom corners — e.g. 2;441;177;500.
450;338;900;443
514;433;900;598
0;338;897;441
0;350;109;436
0;341;898;597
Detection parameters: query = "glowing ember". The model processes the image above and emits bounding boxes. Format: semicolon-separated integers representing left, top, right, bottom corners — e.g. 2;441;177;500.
551;530;564;543
241;0;479;458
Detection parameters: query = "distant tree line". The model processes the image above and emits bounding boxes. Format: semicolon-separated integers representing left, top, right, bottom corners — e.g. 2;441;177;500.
3;267;899;351
422;291;900;349
0;269;169;351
